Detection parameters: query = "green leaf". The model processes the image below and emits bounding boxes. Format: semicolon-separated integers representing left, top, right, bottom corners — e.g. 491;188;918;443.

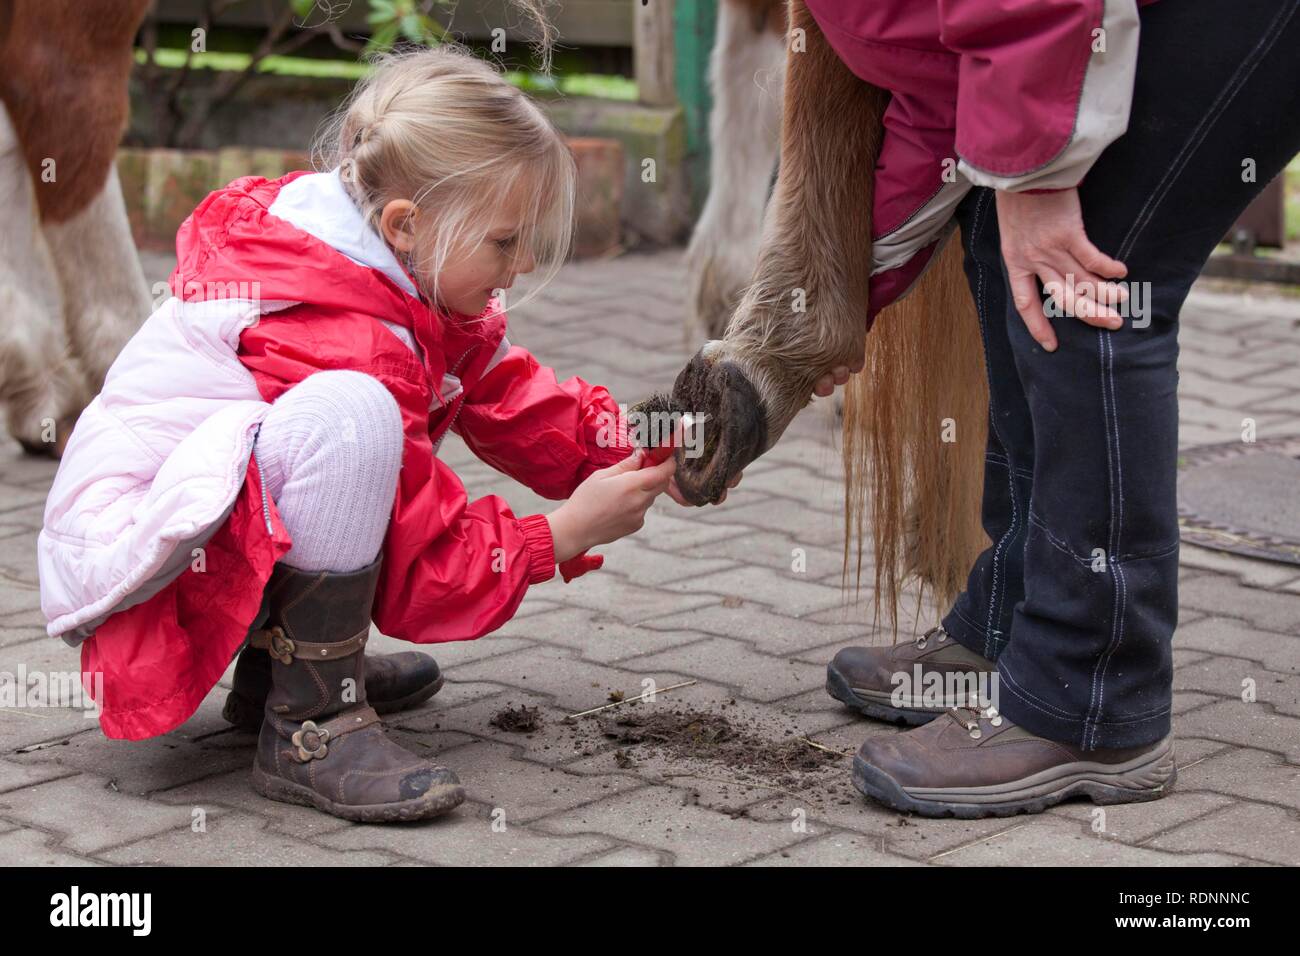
366;0;398;29
364;20;400;54
400;13;423;41
291;0;317;18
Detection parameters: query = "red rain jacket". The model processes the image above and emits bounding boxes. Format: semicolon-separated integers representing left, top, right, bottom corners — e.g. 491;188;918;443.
82;171;631;739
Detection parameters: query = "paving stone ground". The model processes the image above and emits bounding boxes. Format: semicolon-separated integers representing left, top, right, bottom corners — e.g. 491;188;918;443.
1;249;1298;866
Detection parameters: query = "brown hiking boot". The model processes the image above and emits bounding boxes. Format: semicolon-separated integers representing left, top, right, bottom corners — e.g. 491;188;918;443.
851;704;1176;818
826;626;997;725
222;642;445;733
249;556;464;823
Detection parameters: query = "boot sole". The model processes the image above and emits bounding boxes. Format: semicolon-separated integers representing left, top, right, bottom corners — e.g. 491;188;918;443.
251;763;464;823
850;736;1177;819
223;673;446;734
825;662;944;727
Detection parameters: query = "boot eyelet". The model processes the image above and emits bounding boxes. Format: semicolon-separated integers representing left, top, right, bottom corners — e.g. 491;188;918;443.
991;716;1004;727
969;727;982;740
916;638;928;650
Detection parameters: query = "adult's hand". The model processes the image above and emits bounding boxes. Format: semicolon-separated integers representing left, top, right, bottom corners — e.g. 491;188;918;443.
813;357;864;398
995;188;1129;352
666;469;742;507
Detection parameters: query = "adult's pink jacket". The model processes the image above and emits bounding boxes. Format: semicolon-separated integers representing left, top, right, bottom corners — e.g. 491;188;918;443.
803;0;1160;317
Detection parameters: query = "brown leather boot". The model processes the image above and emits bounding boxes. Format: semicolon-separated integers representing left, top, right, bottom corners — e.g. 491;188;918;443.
222;641;445;733
826;626;997;724
851;704;1176;818
249;557;464;823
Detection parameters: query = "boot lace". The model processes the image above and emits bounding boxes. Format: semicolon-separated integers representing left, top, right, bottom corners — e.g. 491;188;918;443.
946;700;1004;739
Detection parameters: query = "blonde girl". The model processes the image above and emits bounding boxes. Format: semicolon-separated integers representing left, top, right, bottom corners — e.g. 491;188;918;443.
39;46;688;824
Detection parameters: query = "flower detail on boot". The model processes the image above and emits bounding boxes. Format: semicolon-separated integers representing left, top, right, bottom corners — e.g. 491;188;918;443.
265;626;295;665
249;557;464;823
291;720;330;761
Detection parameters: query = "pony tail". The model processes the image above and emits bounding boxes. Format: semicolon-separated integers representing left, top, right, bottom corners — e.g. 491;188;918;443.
842;230;989;636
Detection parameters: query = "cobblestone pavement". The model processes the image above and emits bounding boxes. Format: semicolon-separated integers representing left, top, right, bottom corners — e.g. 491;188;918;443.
1;249;1297;866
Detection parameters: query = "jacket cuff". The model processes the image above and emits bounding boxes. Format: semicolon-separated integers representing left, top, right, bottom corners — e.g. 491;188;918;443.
591;437;636;469
558;550;604;583
517;514;556;584
589;403;636;469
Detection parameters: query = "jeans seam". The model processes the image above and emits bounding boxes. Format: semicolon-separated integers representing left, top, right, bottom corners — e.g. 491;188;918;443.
1115;2;1297;261
1086;332;1127;747
999;663;1078;720
1084;332;1116;744
1002;660;1171;725
950;604;1001;645
1116;542;1179;562
1027;512;1097;568
1028;510;1177;564
986;451;1034;481
1105;694;1174;720
970;190;1016;660
1093;702;1173;723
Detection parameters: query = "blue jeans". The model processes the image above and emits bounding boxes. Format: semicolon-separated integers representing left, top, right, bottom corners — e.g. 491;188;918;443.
941;0;1300;749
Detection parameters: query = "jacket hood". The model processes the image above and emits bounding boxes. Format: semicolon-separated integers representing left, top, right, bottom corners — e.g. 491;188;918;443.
169;169;454;353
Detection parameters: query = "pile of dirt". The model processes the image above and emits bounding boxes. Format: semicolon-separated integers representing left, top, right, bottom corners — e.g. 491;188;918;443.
590;706;842;790
490;704;544;733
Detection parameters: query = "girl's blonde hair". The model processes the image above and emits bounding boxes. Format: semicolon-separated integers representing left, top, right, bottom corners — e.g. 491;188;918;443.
315;43;576;314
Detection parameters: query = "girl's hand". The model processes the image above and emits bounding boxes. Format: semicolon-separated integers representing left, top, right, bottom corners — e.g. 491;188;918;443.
667;469;743;507
547;449;674;562
995;188;1129;352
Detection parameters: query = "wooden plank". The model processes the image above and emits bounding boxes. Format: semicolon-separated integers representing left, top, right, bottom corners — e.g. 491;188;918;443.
150;0;634;48
635;0;677;106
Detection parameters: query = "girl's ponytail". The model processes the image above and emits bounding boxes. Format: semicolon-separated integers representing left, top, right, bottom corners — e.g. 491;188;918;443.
316;42;576;315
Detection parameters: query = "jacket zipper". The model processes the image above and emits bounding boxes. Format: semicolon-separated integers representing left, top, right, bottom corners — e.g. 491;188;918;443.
251;423;274;535
431;345;479;455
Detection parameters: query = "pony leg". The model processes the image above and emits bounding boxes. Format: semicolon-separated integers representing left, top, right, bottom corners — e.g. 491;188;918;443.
0;103;87;456
672;0;892;508
685;0;788;342
42;162;151;392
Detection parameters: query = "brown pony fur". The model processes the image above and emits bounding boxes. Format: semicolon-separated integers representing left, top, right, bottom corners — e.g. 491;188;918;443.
0;0;151;223
723;0;889;418
727;1;990;629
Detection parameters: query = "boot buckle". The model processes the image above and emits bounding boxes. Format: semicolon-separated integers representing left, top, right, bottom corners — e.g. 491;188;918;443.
265;626;296;665
291;720;330;762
